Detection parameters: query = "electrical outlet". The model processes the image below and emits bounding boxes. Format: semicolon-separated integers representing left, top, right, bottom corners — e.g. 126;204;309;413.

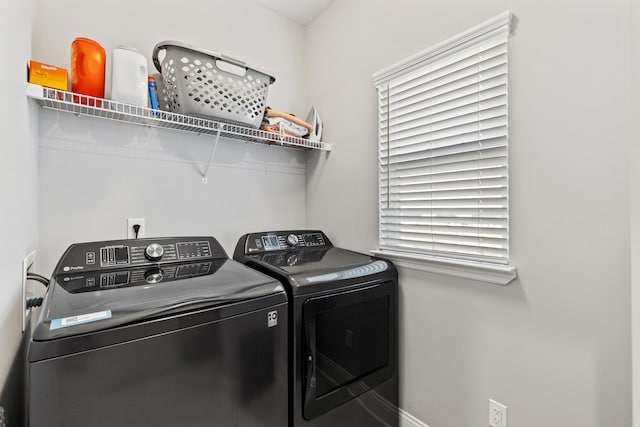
127;218;145;239
489;399;507;427
22;251;37;332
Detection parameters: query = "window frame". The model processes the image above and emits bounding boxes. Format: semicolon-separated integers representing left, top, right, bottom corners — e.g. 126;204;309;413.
372;11;516;285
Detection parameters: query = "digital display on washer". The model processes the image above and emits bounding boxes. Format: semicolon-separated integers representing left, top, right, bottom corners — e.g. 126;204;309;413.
114;247;128;263
262;235;281;251
101;246;130;266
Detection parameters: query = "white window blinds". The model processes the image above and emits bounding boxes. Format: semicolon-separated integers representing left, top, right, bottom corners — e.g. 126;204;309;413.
374;12;512;265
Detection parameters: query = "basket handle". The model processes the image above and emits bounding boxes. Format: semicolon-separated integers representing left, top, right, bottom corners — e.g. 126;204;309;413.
153;41;246;71
153;42;247;70
218;53;247;70
152;40;275;83
152;41;190;72
152;44;164;72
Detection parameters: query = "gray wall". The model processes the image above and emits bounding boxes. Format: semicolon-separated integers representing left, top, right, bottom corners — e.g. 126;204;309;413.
631;0;640;424
31;0;311;274
306;1;631;426
0;0;38;423
1;0;636;426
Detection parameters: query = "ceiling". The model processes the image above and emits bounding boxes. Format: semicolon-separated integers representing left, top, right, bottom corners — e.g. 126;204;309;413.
252;0;335;25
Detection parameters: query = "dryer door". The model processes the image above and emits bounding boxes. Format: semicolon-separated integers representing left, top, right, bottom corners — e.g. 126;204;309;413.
302;281;397;420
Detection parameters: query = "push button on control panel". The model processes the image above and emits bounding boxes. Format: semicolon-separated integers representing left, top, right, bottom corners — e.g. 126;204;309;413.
176;241;212;260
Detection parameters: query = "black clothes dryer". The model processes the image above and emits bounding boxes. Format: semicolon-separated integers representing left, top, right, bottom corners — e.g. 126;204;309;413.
28;236;288;427
234;230;399;427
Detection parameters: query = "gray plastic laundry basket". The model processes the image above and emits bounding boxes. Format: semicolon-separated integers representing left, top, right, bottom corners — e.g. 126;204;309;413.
152;41;275;128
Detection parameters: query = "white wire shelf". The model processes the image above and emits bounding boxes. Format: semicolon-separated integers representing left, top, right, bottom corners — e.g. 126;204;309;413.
26;83;332;152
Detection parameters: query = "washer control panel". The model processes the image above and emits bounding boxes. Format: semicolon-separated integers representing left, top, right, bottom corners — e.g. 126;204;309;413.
240;230;332;254
54;237;224;275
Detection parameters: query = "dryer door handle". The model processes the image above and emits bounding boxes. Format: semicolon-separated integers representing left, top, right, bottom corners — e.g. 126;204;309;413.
303;317;317;406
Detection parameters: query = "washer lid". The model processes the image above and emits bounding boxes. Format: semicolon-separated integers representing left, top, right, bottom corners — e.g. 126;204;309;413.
32;257;284;341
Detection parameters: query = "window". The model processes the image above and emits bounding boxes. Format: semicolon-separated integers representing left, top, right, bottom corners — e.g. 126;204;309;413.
372;12;516;284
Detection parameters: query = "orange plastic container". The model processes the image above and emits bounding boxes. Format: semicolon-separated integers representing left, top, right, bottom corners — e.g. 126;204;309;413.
71;37;106;106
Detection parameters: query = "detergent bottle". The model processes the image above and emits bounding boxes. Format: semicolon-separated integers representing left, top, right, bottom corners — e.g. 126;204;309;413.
111;47;148;107
71;37;106;106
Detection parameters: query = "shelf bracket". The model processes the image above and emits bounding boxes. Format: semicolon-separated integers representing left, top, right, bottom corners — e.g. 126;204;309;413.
202;128;222;183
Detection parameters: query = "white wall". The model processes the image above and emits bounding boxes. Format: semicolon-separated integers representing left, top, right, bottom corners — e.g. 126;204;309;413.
631;0;640;424
31;0;310;273
306;1;632;426
0;0;38;422
3;1;635;426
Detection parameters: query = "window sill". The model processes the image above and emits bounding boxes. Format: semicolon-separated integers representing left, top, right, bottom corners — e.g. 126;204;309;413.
371;249;517;286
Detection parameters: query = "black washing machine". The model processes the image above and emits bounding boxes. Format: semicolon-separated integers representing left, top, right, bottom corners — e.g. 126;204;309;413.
28;236;288;427
234;230;398;427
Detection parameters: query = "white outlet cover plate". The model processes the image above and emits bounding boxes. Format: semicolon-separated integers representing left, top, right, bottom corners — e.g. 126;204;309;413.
127;218;145;239
489;399;508;427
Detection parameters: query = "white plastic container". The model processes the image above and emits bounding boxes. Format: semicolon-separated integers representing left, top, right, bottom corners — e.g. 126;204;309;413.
111;47;148;107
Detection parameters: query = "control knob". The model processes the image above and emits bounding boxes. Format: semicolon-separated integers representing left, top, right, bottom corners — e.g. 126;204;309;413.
287;234;299;246
145;243;164;261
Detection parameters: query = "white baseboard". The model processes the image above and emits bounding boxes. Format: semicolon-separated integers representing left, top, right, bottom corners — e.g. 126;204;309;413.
399;408;430;427
355;389;430;427
333;373;428;427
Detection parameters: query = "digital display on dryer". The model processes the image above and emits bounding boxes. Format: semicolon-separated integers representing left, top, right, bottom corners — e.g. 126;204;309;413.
262;235;281;251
